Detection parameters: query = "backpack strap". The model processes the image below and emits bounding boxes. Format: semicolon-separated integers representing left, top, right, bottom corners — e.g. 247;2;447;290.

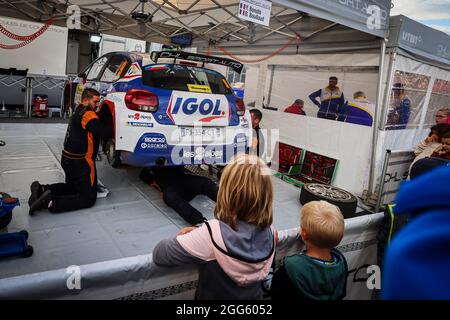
203;220;275;264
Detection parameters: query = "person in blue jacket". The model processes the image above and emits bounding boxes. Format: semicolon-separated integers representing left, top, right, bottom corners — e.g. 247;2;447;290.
382;165;450;299
388;83;411;130
337;91;374;127
309;76;345;120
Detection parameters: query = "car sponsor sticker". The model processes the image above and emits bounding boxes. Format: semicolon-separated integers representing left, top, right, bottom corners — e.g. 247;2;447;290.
183;147;223;161
126;121;154;128
128;113;152;121
137;133;168;150
187;84;212;93
167;91;230;126
140;142;167;149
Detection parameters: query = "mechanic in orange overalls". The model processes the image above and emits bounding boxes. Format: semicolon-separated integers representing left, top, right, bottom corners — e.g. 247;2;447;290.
29;88;114;214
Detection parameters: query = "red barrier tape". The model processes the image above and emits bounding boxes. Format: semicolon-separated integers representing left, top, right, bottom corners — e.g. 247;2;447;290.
213;33;301;64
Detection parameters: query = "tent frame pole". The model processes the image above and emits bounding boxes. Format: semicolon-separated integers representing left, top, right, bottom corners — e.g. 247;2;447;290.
368;38;387;199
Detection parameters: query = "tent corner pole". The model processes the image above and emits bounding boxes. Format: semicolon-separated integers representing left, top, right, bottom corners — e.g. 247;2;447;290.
367;38;387;199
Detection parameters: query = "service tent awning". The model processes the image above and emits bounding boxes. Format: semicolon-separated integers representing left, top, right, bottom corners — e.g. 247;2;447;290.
0;0;388;51
388;15;450;69
273;0;391;38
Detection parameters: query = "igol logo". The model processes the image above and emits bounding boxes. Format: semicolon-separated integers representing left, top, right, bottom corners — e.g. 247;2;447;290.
170;97;225;122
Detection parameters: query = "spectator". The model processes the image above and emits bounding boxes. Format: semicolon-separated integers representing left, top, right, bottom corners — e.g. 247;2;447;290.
309;76;345;120
391;83;411;129
250;108;265;158
284;99;306;115
431;131;450;161
410;124;450;169
337;91;375;127
382;166;450;299
435;108;450;125
153;154;276;300
270;201;347;300
410;157;450;180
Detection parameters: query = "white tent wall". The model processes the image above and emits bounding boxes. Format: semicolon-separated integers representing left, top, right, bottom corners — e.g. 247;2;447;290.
237;52;380;106
264;111;374;194
0;16;68;76
372;53;450;191
99;34;147;56
220;52;387;195
264;67;379;115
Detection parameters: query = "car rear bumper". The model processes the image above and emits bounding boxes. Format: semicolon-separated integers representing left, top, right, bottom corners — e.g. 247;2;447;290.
121;133;248;167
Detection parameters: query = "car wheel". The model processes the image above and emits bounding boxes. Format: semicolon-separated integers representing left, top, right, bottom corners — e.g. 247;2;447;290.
300;183;358;218
105;139;121;168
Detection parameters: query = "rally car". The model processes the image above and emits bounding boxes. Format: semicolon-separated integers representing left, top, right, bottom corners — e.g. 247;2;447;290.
64;51;251;167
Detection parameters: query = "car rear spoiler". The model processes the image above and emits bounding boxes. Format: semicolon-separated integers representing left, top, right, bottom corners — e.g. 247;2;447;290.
150;51;243;74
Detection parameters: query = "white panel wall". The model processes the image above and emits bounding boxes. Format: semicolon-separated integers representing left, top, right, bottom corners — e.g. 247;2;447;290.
100;34;146;55
0;16;68;76
267;67;378;115
262;110;373;195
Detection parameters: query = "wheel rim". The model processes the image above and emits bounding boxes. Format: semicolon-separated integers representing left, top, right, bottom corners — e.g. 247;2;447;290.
307;184;352;201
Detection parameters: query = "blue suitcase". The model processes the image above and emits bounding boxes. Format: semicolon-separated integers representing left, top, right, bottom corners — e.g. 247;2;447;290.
0;192;33;259
0;192;19;229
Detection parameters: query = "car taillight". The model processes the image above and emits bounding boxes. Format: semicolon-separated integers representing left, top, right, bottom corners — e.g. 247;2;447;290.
125;89;158;112
236;97;245;116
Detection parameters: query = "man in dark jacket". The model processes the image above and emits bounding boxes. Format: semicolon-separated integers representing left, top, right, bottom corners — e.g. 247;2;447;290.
139;165;218;225
28;88;113;214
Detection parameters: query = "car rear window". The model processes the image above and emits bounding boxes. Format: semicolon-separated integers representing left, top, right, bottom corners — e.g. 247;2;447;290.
143;64;233;95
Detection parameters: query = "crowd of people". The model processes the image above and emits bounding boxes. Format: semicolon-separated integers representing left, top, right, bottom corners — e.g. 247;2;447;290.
283;76;376;127
25;87;450;300
410;109;450;174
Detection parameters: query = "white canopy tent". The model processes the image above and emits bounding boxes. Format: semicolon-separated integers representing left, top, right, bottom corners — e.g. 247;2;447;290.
7;0;450;300
0;0;394;200
1;1;448;201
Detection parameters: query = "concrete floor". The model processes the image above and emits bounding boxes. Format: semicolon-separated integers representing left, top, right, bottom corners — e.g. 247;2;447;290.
0;123;302;279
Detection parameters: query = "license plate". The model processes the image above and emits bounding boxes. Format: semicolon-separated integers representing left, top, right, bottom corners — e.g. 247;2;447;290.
179;127;222;141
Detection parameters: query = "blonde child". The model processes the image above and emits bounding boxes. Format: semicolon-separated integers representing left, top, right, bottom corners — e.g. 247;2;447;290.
270;200;347;300
153;154;276;299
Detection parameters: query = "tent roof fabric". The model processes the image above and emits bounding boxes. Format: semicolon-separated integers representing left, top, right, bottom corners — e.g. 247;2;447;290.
273;0;391;38
388;15;450;69
0;1;449;67
0;0;388;45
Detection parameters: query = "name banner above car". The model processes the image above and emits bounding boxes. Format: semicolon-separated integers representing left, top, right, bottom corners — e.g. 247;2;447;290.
272;0;391;38
238;0;272;27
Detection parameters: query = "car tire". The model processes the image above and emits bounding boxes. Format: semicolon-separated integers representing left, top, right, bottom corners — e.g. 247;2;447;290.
300;183;358;218
105;139;121;168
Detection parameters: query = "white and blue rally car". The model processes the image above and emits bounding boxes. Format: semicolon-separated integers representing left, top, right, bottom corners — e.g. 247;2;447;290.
65;51;252;168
